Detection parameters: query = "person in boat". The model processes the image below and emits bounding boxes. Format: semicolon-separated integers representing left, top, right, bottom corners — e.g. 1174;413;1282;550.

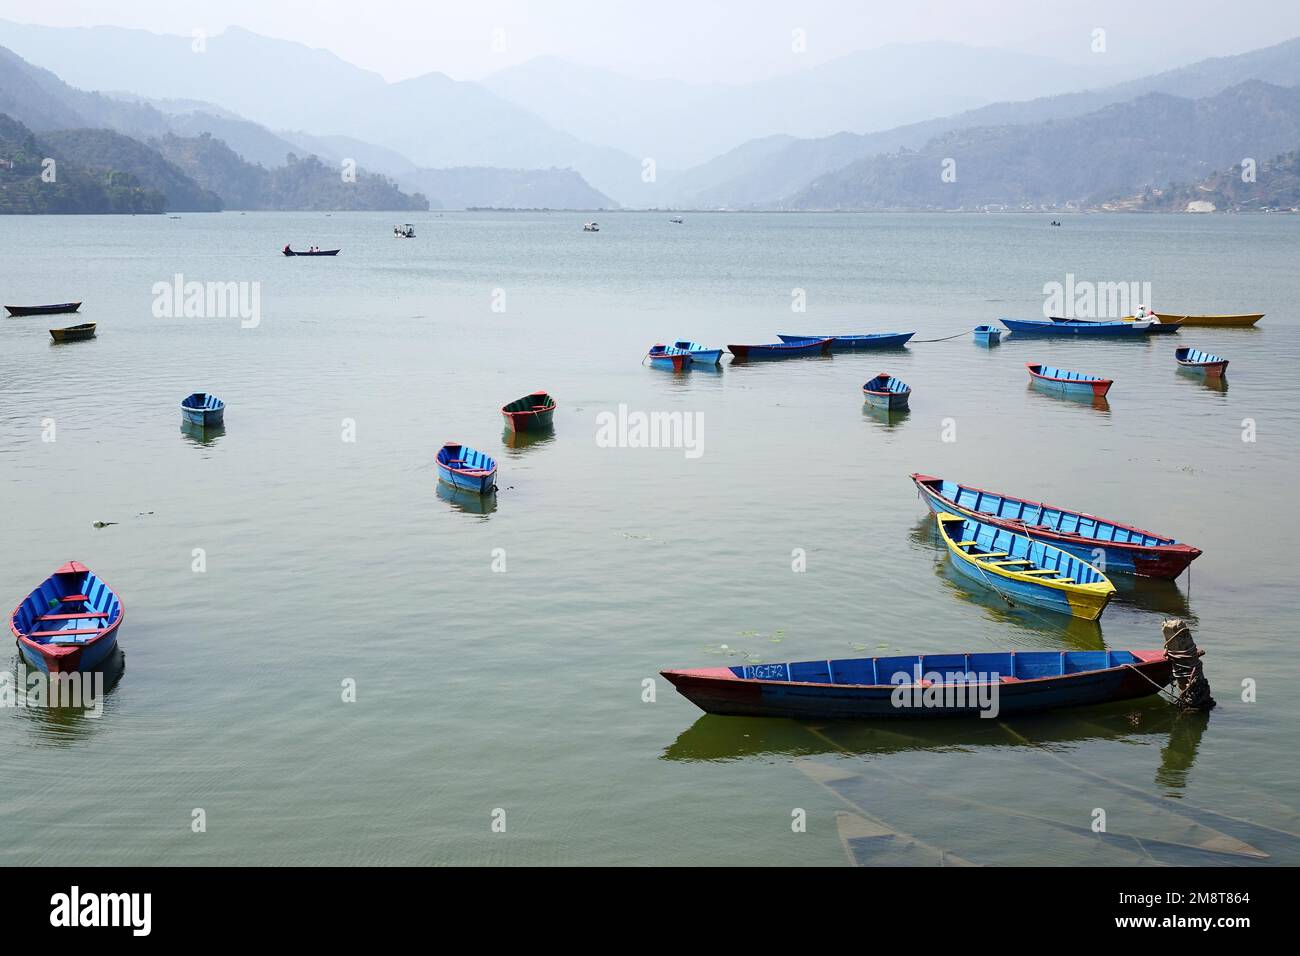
1134;304;1161;323
283;244;291;254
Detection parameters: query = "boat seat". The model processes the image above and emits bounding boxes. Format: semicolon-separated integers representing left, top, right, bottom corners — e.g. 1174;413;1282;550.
954;540;979;547
37;612;107;621
1021;569;1060;576
1055;578;1075;584
978;551;1010;558
59;594;90;603
27;627;104;638
989;559;1031;566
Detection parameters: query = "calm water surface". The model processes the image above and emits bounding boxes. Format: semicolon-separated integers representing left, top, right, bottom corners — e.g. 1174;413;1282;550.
1;212;1297;865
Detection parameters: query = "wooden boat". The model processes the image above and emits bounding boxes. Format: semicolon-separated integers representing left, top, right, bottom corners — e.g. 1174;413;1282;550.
862;373;911;410
1003;317;1151;337
49;322;96;342
728;337;833;359
1026;363;1113;398
583;222;600;232
1175;347;1229;377
1155;312;1263;328
669;217;684;224
672;341;723;365
282;248;340;256
972;325;1002;344
10;561;124;673
777;332;915;350
436;442;498;495
662;648;1179;719
647;343;693;370
934;512;1116;620
180;392;225;427
911;473;1202;578
6;301;81;317
501;391;556;431
394;223;416;238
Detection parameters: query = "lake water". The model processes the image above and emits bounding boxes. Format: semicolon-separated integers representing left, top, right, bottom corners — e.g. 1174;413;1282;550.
1;211;1297;866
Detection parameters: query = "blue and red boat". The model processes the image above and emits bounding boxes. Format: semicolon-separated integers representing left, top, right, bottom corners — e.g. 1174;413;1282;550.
911;473;1202;579
728;337;832;359
777;332;915;350
1026;363;1112;398
663;648;1183;719
672;341;723;366
1175;347;1229;378
436;443;498;495
10;562;124;673
647;344;693;370
862;373;911;410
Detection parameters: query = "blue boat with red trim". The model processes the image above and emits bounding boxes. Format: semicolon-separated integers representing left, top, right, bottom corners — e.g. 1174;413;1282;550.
672;341;723;366
647;343;693;370
663;648;1182;719
777;331;915;350
1175;347;1229;378
10;562;124;673
911;473;1202;579
1026;363;1112;398
180;392;225;427
862;373;911;410
436;443;498;495
728;337;832;359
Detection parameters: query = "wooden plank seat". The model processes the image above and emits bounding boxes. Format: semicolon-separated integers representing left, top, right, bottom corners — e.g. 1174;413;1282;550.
955;540;979;547
1054;578;1075;584
37;611;108;621
978;551;1010;558
989;559;1032;566
1021;569;1061;576
59;594;90;603
27;627;105;638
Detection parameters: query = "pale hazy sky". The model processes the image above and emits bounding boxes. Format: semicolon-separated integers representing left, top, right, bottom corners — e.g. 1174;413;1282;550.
2;0;1298;84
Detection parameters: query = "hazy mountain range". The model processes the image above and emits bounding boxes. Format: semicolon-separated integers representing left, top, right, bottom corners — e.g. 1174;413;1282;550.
2;17;1299;214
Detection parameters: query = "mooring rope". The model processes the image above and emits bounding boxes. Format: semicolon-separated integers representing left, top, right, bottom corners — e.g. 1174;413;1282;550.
909;330;972;343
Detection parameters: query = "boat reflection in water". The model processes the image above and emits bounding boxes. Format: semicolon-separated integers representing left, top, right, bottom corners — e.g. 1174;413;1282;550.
7;646;126;743
180;420;226;446
436;481;498;517
1026;381;1111;414
863;404;910;430
501;425;555;456
1111;574;1195;621
1176;367;1230;394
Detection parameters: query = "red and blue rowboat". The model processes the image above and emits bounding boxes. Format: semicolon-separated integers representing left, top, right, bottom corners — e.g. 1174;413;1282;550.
911;473;1202;578
862;373;911;410
1175;347;1228;377
647;343;693;370
663;649;1181;719
10;562;124;673
436;442;497;495
1026;363;1112;398
777;331;915;350
672;341;723;365
501;391;556;431
728;337;832;359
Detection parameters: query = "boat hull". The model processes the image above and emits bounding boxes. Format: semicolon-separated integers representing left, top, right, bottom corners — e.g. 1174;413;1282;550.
1175;349;1228;377
19;628;119;674
729;338;832;359
912;474;1201;579
1026;365;1112;398
1157;312;1262;327
10;561;124;674
501;392;557;432
436;464;496;494
972;326;1002;345
662;651;1174;719
863;390;909;410
181;407;224;427
6;302;81;316
282;249;340;256
944;542;1111;620
777;332;915;350
647;347;692;370
436;443;498;495
49;323;96;342
1005;318;1150;337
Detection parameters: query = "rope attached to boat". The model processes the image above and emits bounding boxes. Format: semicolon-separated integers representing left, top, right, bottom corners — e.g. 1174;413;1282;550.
909;331;972;343
1125;619;1216;711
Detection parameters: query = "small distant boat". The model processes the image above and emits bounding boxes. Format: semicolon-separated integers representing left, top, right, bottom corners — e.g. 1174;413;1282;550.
1026;363;1113;398
501;391;557;431
180;392;225;427
777;332;915;350
6;301;81;317
583;222;600;232
972;325;1002;345
1154;312;1263;328
728;338;833;359
911;473;1202;579
672;341;723;366
394;223;416;238
662;648;1181;719
1004;317;1151;337
49;322;96;342
669;217;684;224
10;561;124;673
282;248;340;256
862;373;911;410
934;512;1116;621
1175;347;1229;377
436;443;498;495
647;343;694;370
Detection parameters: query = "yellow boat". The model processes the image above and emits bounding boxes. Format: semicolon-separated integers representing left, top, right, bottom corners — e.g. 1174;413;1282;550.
1157;312;1263;327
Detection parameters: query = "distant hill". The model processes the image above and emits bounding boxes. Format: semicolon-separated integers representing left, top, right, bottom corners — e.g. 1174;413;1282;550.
40;128;222;211
673;36;1300;208
1119;150;1300;212
787;81;1300;210
397;166;614;210
0;113;165;213
153;134;428;211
